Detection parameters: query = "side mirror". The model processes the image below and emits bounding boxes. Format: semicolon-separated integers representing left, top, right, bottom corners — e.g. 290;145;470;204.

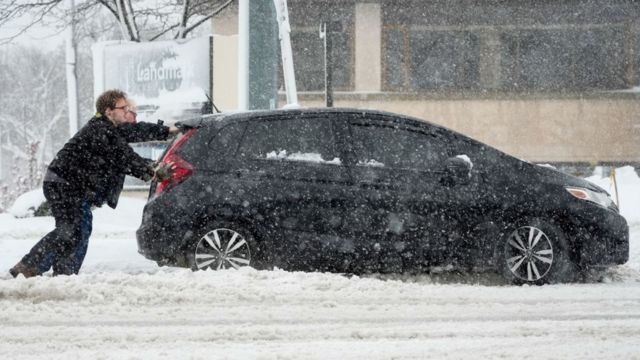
442;156;472;186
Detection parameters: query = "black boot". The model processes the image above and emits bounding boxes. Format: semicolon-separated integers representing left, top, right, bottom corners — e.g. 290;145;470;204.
9;261;39;278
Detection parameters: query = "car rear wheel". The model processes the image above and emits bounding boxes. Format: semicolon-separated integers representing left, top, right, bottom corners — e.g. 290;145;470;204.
498;218;576;285
191;226;256;271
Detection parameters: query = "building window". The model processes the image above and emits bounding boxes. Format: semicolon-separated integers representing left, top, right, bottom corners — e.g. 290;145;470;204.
383;27;409;91
384;27;480;91
287;1;354;92
500;30;573;91
573;28;628;90
381;1;636;94
501;28;628;91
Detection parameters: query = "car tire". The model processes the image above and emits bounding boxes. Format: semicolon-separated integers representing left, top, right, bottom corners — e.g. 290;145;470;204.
188;222;265;271
497;218;577;285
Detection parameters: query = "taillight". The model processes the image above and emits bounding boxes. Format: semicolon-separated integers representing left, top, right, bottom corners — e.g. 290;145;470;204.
155;129;197;195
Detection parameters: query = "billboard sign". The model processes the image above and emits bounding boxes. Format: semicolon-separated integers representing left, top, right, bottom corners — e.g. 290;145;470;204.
92;37;211;123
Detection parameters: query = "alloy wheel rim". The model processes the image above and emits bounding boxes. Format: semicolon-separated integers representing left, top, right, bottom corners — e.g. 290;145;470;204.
505;226;554;282
195;228;251;270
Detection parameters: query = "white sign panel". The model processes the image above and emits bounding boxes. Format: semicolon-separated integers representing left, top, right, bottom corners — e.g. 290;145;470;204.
92;37;211;122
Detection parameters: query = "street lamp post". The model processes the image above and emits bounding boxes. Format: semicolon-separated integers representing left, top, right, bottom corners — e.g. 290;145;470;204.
319;21;341;108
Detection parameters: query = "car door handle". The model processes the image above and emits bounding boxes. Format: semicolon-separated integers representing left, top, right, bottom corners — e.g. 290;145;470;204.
359;179;391;188
235;169;266;178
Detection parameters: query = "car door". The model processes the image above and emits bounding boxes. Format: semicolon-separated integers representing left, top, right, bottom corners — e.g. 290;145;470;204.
343;114;484;271
235;114;354;272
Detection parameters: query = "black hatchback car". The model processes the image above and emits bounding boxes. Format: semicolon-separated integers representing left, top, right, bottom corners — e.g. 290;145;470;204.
137;108;628;284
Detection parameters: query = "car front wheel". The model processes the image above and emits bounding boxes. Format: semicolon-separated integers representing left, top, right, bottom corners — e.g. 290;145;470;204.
498;218;576;284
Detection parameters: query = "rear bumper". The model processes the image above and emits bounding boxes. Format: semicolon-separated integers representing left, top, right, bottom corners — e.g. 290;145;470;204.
136;196;192;264
136;221;170;262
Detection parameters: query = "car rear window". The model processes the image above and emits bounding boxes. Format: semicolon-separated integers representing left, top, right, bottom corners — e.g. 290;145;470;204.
178;122;247;170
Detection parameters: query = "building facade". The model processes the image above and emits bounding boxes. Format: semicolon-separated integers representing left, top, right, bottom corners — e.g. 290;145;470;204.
213;0;640;166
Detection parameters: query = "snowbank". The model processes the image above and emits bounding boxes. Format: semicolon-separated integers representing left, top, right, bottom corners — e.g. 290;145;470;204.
7;188;45;218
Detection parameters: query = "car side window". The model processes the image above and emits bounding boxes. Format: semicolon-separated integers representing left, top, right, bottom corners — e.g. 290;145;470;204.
239;117;340;165
350;122;450;170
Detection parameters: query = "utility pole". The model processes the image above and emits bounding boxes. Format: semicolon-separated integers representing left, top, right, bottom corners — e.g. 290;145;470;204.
65;0;79;137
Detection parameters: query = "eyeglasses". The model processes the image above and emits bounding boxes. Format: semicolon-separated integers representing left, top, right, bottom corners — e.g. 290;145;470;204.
113;105;130;112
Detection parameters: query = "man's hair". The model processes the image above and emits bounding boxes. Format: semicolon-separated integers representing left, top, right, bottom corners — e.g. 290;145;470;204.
96;89;127;115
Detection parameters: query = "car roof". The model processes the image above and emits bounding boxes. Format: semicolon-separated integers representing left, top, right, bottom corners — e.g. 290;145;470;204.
177;107;445;131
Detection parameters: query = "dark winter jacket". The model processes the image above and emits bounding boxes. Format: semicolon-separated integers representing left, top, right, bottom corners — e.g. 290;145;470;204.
47;115;170;208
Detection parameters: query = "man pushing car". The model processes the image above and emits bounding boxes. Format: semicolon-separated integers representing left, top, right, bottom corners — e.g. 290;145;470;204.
10;89;178;277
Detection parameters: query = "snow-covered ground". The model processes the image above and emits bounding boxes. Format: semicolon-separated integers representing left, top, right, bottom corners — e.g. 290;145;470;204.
1;168;640;359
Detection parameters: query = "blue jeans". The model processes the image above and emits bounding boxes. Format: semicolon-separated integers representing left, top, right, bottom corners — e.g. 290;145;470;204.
36;200;93;275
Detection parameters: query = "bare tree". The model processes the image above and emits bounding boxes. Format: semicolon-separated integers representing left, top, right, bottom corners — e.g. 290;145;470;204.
0;45;68;204
0;0;235;44
0;1;235;207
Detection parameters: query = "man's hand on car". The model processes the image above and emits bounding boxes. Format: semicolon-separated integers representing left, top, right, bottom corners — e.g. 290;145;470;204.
153;161;175;182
